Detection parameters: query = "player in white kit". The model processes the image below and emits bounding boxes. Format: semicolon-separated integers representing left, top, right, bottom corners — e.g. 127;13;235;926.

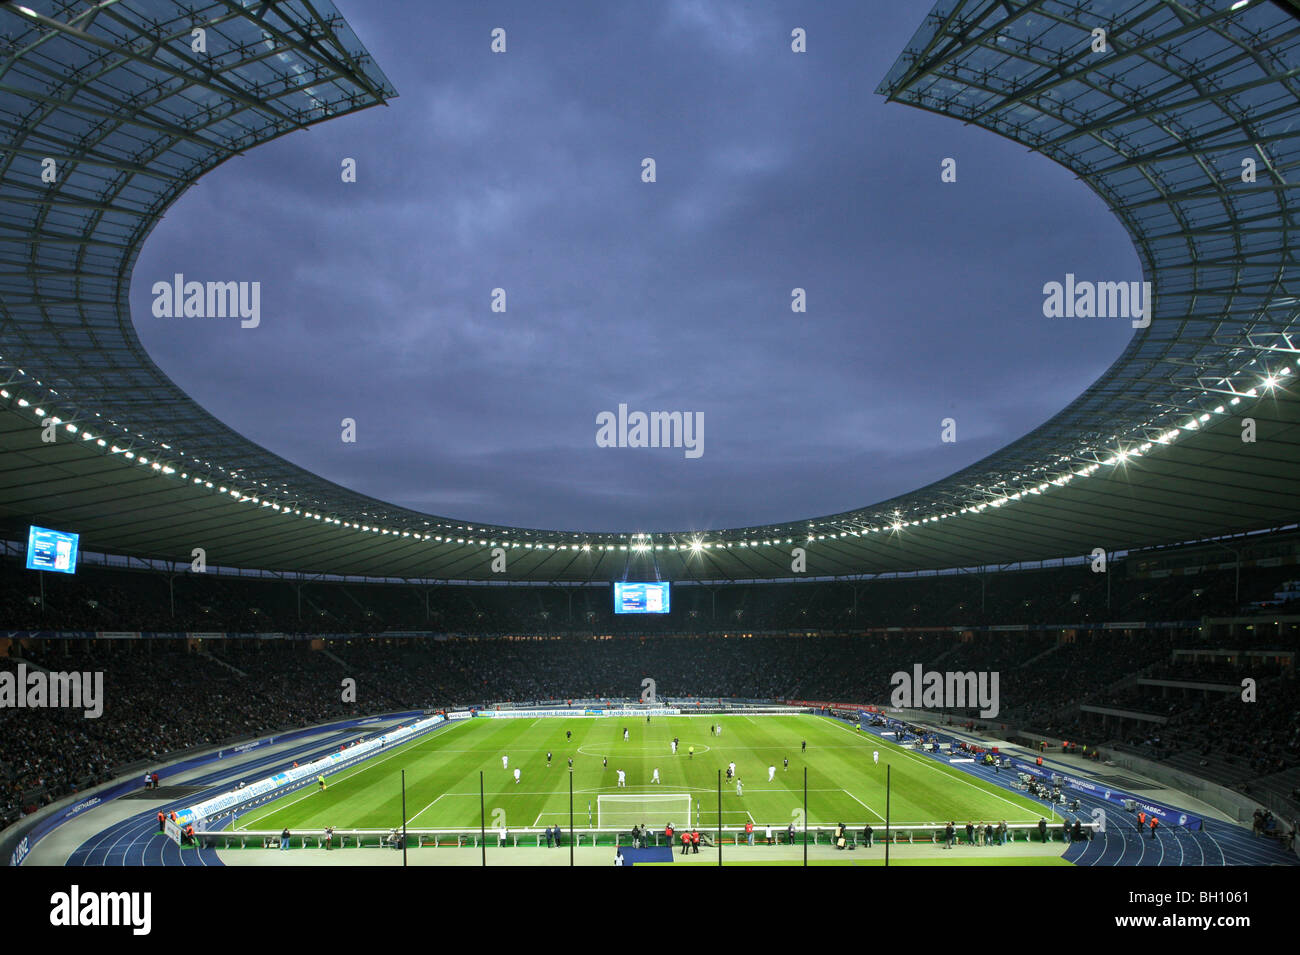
873;751;879;766
513;768;521;784
502;755;508;770
617;769;627;787
652;768;661;784
768;765;776;782
671;740;677;754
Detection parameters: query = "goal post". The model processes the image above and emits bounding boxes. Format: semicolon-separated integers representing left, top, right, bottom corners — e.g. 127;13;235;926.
597;793;692;830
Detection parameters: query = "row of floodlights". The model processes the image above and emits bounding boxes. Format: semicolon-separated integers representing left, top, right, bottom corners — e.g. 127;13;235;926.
1;364;1292;552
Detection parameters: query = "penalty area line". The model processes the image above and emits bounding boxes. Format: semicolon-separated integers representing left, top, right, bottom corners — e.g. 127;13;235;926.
840;788;886;822
405;793;446;826
817;715;1040;820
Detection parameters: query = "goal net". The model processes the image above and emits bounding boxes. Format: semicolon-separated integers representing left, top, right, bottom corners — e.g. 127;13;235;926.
597;793;692;830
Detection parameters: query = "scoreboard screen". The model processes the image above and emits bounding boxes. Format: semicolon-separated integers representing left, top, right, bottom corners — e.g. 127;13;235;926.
613;581;670;614
26;525;80;574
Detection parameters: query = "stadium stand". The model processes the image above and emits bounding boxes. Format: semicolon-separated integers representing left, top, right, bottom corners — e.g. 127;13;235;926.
3;564;1295;835
4;543;1300;634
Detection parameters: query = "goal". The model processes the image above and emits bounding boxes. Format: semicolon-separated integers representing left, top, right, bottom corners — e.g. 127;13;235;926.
597;793;692;829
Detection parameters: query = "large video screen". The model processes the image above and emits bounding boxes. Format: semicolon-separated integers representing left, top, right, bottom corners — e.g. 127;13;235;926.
614;581;670;614
26;525;80;574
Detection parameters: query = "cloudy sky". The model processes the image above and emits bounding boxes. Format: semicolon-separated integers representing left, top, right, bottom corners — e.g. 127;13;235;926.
130;0;1137;533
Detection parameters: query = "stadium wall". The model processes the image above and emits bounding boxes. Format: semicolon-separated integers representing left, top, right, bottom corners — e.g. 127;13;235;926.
174;713;456;831
1105;750;1282;829
1006;757;1202;830
1007;730;1271;827
0;619;1207;640
1;709;426;866
897;708;1278;830
474;707;681;719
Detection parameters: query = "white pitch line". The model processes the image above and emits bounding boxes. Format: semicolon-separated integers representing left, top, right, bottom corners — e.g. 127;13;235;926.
534;810;754;822
818;716;1038;819
236;781;322;827
840;788;886;822
405;793;447;826
430;786;849;799
238;721;465;828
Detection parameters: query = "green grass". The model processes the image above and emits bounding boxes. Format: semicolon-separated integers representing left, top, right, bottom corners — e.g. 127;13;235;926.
234;714;1049;836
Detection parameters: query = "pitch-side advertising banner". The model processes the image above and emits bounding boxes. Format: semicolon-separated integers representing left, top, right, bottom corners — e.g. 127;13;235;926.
174;714;446;827
476;707;680;719
1009;758;1201;830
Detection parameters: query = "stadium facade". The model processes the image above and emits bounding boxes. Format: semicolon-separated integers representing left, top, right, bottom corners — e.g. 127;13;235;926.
1;0;1298;583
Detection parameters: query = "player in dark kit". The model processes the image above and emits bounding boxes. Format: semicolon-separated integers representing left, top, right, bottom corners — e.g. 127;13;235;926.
566;730;572;741
783;757;789;771
801;740;807;752
547;752;553;767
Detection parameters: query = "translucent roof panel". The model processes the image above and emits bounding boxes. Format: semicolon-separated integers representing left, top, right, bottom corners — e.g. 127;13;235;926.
1;0;1299;582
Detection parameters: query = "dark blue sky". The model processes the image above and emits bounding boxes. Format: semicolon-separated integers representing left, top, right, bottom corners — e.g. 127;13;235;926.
130;0;1136;533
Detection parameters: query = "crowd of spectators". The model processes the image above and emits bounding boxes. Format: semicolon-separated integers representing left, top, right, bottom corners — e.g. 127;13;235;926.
4;554;1299;636
1115;680;1300;779
2;538;1298;833
3;622;1296;833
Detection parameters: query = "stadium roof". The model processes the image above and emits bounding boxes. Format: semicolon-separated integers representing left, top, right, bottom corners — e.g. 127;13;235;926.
1;0;1298;583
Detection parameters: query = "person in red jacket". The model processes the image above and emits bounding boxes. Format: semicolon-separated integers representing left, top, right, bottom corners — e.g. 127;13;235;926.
1149;816;1159;839
157;811;165;833
691;830;700;854
680;831;690;855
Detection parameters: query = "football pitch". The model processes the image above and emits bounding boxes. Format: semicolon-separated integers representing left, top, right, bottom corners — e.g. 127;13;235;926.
233;715;1049;835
